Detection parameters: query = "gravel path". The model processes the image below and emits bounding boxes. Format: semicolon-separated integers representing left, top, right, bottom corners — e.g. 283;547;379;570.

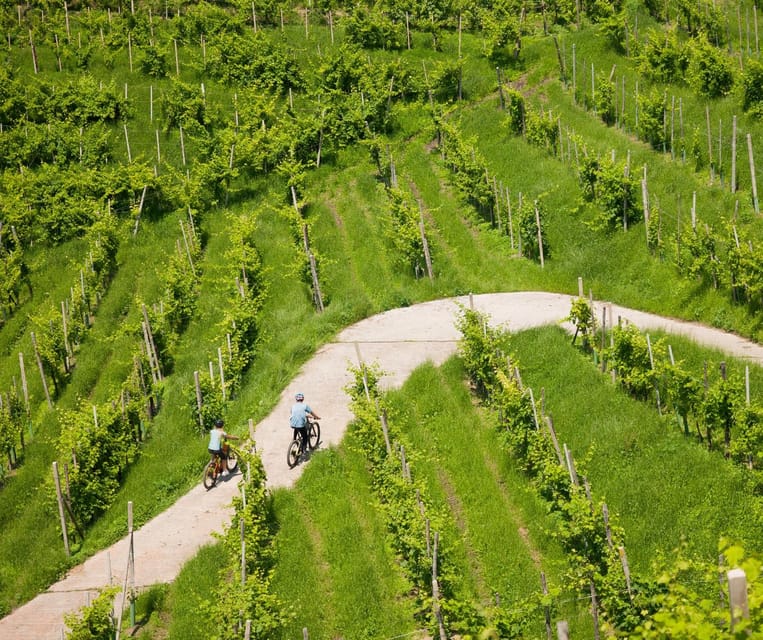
4;291;763;639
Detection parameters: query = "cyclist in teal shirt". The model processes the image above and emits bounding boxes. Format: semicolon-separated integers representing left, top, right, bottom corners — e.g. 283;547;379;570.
208;419;238;465
290;393;320;453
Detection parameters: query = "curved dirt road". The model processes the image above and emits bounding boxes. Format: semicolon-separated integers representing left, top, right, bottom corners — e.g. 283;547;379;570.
4;291;763;638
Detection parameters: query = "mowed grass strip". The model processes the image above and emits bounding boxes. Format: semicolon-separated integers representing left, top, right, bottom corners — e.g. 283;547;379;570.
0;214;188;612
270;437;418;640
508;325;761;572
385;358;593;634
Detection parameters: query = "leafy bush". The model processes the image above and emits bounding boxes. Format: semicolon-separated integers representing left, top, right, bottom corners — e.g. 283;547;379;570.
505;89;525;135
686;34;735;98
594;74;616;125
137;44;169;78
480;4;521;65
345;6;405;50
516;196;550;262
64;585;119;640
636;88;667;151
386;187;429;277
57;402;140;526
566;298;596;351
637;27;688;83
578;154;641;230
742;59;763;118
525;109;558;153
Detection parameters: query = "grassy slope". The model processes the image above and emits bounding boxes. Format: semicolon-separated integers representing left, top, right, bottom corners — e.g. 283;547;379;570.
4;3;763;627
509;326;761;572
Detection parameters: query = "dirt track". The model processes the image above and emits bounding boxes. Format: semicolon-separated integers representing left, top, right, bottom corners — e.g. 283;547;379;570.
4;291;763;639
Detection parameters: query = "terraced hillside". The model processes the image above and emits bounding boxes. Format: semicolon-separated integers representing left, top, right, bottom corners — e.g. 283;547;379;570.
3;0;763;636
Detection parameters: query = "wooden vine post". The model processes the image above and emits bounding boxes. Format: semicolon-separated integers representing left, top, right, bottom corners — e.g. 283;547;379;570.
194;370;204;428
731;115;737;193
641;166;650;247
302;224;325;313
141;304;162;381
217;347;226;401
540;572;552;639
432;532;448;640
747;133;759;214
534;201;545;268
30;331;52;408
115;501;136;639
52;462;70;557
728;568;750;632
419;211;434;280
618;546;633;599
18;352;30;415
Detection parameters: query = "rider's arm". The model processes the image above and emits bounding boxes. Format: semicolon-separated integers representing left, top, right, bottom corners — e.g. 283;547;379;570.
309;410;321;420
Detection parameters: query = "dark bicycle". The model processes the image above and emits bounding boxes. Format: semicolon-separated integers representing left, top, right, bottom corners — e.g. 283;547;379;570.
203;439;238;489
286;417;321;468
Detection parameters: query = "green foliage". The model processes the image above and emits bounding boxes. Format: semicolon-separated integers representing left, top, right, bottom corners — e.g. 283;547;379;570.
160;78;214;132
731;403;763;468
0;386;25;470
566;297;596;351
637;27;688;84
429;60;463;103
636;88;668;151
504;89;525;135
606;323;663;401
594;75;616;126
188;371;225;435
64;585;119;640
345;363;485;634
675;224;720;289
598;10;629;54
454;305;511;398
385;187;429;277
578;154;641;231
630;541;763;638
0;231;30;321
202;450;289;638
437;117;496;221
345;6;405;50
480;2;521;65
57;402;140;526
516;196;550;262
742;60;763;119
524;109;558;154
137;44;169;78
186;211;266;432
206;32;302;94
686;34;735;99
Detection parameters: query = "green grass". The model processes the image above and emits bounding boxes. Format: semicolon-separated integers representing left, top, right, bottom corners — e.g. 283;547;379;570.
5;3;763;631
508;325;762;572
270;440;418;639
385;357;593;634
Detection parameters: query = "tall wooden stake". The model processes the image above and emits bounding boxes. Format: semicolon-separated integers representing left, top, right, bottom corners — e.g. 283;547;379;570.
748;133;759;214
52;462;70;556
30;332;52;408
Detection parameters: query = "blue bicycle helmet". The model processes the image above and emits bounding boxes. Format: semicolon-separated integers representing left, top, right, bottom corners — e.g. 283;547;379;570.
295;392;304;401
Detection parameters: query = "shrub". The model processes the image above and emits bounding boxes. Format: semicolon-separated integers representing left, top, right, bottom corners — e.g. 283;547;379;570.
686;34;735;98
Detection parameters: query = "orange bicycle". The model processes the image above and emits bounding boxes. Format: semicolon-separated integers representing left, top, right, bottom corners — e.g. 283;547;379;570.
202;440;238;489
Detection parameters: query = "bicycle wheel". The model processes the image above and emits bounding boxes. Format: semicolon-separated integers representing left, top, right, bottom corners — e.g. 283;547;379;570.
286;437;302;469
308;421;320;450
226;448;238;472
202;460;218;490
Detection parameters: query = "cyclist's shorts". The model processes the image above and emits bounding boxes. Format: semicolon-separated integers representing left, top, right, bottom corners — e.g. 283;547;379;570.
209;448;223;457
